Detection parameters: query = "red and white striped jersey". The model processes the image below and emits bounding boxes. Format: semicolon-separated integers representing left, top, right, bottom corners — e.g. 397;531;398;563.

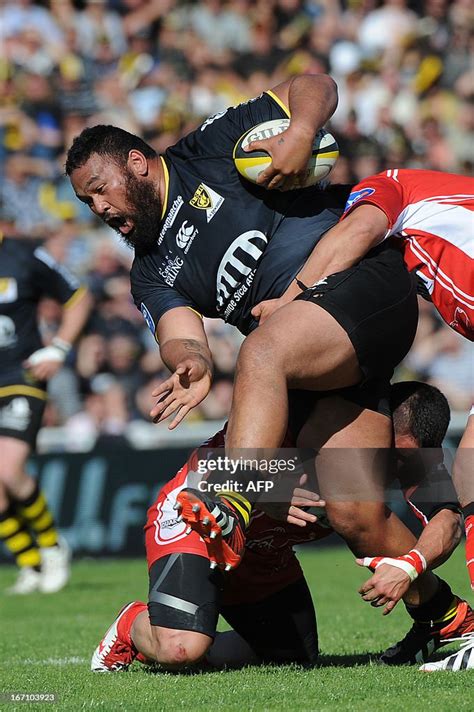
342;169;474;340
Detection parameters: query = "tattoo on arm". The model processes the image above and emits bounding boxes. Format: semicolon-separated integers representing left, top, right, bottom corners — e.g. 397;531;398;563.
174;339;213;371
278;137;285;144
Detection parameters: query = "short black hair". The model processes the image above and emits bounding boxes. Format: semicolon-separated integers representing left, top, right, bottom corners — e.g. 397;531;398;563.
390;381;451;447
65;125;157;175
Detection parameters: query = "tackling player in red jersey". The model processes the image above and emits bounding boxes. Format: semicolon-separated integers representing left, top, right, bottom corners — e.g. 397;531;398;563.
340;170;473;339
257;169;473;338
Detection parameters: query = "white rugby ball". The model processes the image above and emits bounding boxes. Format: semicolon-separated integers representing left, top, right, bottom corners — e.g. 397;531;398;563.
233;118;339;189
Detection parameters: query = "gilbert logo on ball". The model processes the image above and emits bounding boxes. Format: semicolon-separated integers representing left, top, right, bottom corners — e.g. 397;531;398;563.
233;119;339;189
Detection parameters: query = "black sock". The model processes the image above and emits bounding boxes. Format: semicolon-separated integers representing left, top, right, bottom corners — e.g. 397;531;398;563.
406;577;456;626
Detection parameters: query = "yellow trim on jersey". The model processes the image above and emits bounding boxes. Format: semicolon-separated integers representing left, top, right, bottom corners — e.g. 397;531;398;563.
186;306;203;320
154;306;203;344
63;284;88;310
160;156;170;220
265;90;291;117
0;385;47;400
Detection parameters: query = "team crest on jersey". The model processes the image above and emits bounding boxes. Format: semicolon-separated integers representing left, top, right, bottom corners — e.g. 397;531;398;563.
189;183;224;223
344;187;376;211
0;278;18;303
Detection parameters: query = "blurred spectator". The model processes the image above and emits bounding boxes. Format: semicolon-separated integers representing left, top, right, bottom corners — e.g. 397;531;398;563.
0;0;471;435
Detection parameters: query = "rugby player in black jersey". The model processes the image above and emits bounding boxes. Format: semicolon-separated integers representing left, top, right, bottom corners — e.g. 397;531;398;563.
90;382;473;673
66;74;421;581
0;235;91;593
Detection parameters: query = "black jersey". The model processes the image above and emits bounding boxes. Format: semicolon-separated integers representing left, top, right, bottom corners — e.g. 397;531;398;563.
0;237;83;389
131;91;350;336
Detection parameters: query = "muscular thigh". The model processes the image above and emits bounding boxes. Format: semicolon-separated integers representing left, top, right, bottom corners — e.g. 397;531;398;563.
0;437;30;479
297;394;392;502
250;244;418;390
246;301;361;391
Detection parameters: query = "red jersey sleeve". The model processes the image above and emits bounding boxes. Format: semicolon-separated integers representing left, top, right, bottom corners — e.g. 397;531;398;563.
342;171;406;233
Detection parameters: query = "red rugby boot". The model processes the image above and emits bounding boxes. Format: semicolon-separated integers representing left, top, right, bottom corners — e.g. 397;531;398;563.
176;488;250;571
91;601;147;672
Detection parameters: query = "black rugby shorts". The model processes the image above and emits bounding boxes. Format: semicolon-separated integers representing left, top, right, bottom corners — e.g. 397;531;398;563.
295;244;418;381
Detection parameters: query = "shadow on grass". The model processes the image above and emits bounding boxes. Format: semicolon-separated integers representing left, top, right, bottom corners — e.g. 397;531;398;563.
137;649;458;675
317;652;378;667
139;654;380;675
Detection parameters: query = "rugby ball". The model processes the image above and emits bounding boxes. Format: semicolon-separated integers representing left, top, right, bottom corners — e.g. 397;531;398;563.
233;119;339;189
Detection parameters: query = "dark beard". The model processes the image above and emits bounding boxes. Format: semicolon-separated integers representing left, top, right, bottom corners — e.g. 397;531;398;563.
117;170;162;256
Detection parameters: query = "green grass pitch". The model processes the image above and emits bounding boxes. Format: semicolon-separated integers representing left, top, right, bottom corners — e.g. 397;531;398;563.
1;546;473;711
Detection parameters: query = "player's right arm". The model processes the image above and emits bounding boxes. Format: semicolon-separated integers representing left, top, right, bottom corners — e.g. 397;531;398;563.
246;73;338;190
357;508;462;615
411;508;462;569
149;307;213;430
252;174;402;324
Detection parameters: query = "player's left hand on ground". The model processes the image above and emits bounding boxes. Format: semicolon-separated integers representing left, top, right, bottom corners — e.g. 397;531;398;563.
150;359;212;430
244;125;314;190
357;550;427;615
23;338;71;381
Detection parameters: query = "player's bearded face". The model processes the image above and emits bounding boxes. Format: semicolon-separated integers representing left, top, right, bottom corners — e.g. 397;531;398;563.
116;168;162;254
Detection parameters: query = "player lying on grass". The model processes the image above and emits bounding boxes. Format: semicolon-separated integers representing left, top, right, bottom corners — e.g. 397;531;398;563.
91;382;473;673
66;74;421;581
174;168;473;580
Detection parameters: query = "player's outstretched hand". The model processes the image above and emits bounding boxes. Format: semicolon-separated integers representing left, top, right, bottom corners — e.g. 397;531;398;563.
244;124;314;191
356;558;413;616
150;359;212;430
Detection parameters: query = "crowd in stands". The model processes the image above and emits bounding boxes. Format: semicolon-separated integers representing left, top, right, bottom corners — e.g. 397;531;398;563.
0;0;472;443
